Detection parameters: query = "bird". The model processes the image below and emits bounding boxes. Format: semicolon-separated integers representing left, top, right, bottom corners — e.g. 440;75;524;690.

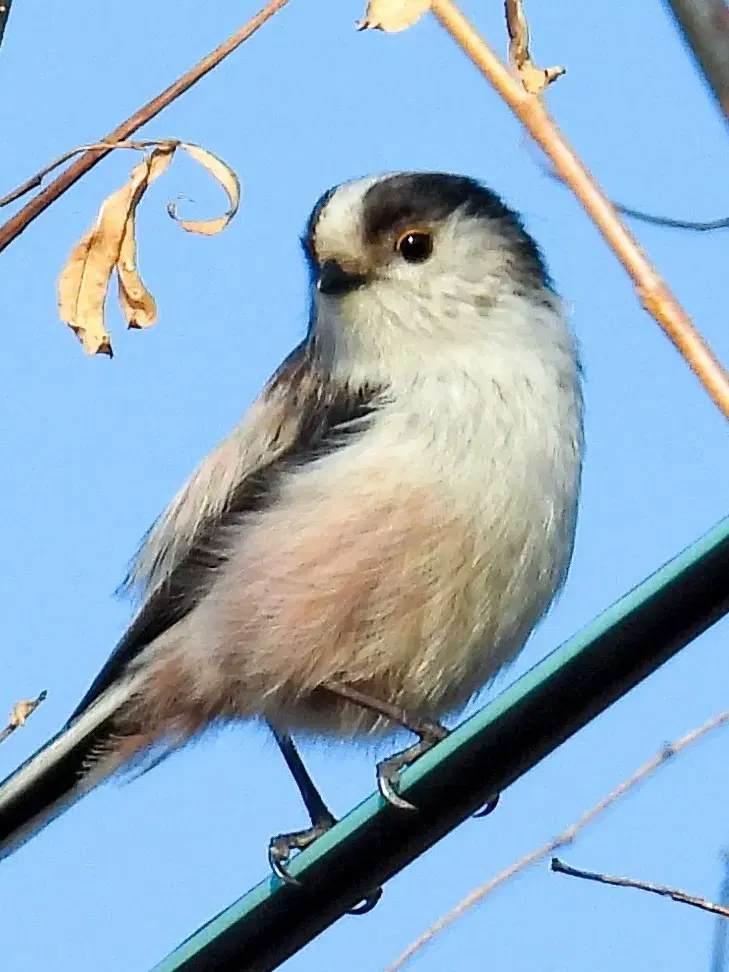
0;171;583;886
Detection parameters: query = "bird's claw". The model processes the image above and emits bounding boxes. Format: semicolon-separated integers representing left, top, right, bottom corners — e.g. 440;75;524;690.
472;793;500;818
268;834;304;886
377;755;418;811
375;726;448;811
268;821;384;916
268;820;334;886
348;886;384;914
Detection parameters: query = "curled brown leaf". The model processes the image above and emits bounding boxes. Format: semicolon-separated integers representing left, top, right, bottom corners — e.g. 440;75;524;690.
58;145;176;354
56;139;239;355
356;0;431;32
116;146;176;329
58;224;115;356
166;143;241;236
505;0;565;94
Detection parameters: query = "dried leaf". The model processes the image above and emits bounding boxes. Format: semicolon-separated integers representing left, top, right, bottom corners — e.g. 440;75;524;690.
56;138;240;355
58;226;114;356
116;147;176;329
9;691;47;728
356;0;431;33
505;0;530;65
166;143;241;236
58;145;175;353
117;219;158;330
0;690;47;746
10;700;34;727
505;0;565;94
520;63;565;95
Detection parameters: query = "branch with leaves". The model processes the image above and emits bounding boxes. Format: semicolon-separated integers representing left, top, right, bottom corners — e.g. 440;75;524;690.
0;0;287;256
360;0;729;421
50;140;240;356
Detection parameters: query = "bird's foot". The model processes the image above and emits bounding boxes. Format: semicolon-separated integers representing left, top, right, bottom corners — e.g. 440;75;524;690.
377;721;449;811
320;681;450;810
268;815;383;915
268;815;336;886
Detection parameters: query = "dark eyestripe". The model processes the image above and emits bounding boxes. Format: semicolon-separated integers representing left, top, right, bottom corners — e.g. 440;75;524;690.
362;172;549;290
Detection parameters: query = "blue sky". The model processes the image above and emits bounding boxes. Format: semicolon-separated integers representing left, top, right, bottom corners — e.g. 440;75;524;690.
2;1;729;969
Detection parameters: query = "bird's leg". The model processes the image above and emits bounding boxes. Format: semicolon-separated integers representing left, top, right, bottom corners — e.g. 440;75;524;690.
323;680;449;811
272;727;336;833
321;684;501;819
268;725;383;914
268;726;336;884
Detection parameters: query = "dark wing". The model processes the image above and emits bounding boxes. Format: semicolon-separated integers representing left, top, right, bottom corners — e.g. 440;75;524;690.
69;339;381;723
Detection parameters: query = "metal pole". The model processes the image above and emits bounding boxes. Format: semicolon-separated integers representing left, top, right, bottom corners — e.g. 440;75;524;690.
152;515;729;972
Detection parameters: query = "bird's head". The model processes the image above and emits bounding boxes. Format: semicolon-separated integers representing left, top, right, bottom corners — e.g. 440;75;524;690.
306;171;552;346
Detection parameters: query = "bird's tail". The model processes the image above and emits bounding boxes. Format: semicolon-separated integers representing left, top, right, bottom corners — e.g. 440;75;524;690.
0;678;138;862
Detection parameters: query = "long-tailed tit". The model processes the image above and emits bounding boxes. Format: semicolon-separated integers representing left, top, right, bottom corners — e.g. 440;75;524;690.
0;172;583;886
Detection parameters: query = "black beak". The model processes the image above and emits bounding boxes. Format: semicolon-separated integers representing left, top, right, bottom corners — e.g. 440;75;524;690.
317;260;368;296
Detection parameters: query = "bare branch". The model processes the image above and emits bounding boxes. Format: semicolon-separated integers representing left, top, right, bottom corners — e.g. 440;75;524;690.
0;0;289;255
552;857;729;920
427;0;729;421
386;707;729;971
664;0;729;124
0;691;47;746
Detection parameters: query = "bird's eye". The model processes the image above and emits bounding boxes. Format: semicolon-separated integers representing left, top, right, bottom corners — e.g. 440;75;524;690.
396;230;433;263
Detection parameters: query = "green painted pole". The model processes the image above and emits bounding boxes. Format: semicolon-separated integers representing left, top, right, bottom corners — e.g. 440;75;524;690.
153;515;729;972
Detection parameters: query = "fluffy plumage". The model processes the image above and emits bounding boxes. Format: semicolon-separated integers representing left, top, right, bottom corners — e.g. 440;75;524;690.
0;171;583;860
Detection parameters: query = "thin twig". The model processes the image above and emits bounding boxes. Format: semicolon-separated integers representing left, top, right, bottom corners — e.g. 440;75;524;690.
601;205;729;232
428;0;729;421
0;0;289;255
0;0;13;54
0;691;47;746
552;857;729;920
664;0;729;123
538;158;729;232
0;140;181;208
385;707;729;971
